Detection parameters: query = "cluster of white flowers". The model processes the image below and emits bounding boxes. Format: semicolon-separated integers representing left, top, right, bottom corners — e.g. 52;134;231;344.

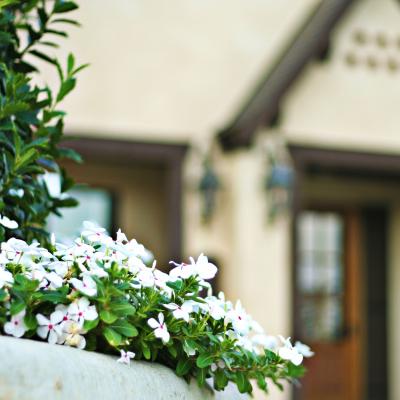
0;221;313;369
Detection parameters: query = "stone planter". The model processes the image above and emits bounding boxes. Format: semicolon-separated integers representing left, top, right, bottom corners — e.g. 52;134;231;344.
0;336;247;399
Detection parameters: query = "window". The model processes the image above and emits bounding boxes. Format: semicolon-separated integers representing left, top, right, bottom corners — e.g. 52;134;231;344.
45;173;113;243
297;211;345;341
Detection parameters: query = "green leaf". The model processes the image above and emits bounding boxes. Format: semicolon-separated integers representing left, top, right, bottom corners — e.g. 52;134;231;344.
52;18;81;26
142;343;151;360
31;287;68;303
235;372;252;394
110;319;138;337
0;0;18;8
196;368;207;387
14;275;39;292
214;369;229;391
24;137;49;151
167;344;177;358
103;327;122;347
176;358;192;377
72;63;90;76
83;318;99;332
196;352;214;368
54;1;78;13
56;77;76;102
57;147;82;163
256;372;267;391
0;289;8;302
67;53;75;74
24;313;38;330
166;279;183;291
109;301;136;317
100;310;118;324
29;50;57;66
45;28;68;38
15;148;38;170
10;298;25;316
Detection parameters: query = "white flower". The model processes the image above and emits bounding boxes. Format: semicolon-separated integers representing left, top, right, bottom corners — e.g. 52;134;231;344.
125;239;147;258
1;238;30;261
183;341;196;356
4;310;27;338
169;261;196;280
116;229;128;243
190;254;217;280
61;321;86;349
47;261;69;278
117;349;136;365
295;341;314;358
0;215;18;229
164;302;192;322
204;297;225;320
44;271;63;289
225;301;250;335
8;188;24;198
169;254;217;281
211;360;226;372
154;269;172;296
68;297;98;325
0;267;13;288
137;268;155;287
36;311;64;344
55;304;71;324
81;221;107;243
70;275;97;297
148;312;170;343
278;336;303;366
252;334;278;351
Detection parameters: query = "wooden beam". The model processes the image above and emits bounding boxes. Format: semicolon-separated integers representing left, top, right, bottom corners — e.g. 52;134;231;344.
218;0;356;150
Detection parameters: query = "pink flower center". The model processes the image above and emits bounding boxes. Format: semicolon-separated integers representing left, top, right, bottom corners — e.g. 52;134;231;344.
14;320;19;326
78;312;83;317
63;316;68;321
48;324;53;330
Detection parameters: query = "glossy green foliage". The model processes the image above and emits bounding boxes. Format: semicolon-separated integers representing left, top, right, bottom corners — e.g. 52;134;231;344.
0;0;85;244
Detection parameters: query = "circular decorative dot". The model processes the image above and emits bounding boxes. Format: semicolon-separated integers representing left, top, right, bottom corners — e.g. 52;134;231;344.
387;57;398;72
376;32;388;48
345;52;358;66
353;29;367;45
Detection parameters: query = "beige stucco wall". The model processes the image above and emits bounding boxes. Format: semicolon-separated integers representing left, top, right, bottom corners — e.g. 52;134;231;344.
39;0;319;144
282;0;400;154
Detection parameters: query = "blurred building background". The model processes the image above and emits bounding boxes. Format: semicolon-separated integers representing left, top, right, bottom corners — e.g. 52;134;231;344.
40;0;400;399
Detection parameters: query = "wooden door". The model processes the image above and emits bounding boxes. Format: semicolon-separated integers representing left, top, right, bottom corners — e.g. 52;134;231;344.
294;210;364;400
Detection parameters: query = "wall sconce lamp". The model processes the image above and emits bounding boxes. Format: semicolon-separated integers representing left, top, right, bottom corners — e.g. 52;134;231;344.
199;158;220;223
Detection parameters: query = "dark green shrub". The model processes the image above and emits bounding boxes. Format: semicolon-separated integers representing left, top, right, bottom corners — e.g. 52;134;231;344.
0;0;85;244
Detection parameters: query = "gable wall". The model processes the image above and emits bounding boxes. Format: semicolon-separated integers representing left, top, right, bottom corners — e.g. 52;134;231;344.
282;0;400;154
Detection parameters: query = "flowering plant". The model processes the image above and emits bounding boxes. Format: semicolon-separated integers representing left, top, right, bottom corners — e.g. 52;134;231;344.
0;221;312;395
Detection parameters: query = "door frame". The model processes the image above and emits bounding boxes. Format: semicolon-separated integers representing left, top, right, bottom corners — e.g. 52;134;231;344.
62;136;188;261
289;145;391;400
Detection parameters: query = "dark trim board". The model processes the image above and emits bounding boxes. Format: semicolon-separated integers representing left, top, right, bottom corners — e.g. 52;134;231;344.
218;0;356;150
289;144;400;178
362;207;388;400
62;136;189;262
